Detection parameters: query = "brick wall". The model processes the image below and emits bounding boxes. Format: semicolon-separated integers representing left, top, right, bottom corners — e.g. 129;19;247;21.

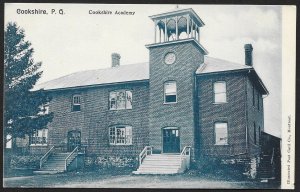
197;72;248;158
148;40;204;157
41;82;149;156
197;71;265;160
246;78;264;157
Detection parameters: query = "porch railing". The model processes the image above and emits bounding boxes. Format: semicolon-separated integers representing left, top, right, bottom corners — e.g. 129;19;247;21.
40;146;55;169
139;146;152;166
65;146;79;171
270;147;275;165
180;146;191;170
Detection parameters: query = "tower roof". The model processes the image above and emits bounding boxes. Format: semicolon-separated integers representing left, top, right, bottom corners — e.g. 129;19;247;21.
149;8;205;27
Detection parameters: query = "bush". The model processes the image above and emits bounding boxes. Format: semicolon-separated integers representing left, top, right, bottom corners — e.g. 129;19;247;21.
84;155;138;170
10;155;41;169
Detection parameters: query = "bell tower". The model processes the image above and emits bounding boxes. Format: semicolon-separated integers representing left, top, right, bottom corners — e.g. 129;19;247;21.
147;8;208;159
151;8;205;45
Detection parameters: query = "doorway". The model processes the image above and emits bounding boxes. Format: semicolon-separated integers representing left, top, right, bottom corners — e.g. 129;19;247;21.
67;130;81;152
162;128;180;153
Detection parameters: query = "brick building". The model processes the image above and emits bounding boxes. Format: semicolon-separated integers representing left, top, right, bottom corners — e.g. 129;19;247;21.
28;8;269;176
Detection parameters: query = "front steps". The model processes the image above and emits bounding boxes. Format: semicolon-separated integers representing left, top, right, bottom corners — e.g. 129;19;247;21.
257;155;275;180
34;153;70;174
133;154;187;175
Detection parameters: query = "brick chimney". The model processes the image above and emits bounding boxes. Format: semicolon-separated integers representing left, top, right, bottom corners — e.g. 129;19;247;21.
244;44;253;66
111;53;121;67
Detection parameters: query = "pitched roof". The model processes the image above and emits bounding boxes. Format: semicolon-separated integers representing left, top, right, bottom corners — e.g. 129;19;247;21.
32;62;149;91
196;56;252;74
33;56;267;94
196;56;268;95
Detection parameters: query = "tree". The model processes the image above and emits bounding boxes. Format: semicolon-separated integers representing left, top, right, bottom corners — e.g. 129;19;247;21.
4;22;53;150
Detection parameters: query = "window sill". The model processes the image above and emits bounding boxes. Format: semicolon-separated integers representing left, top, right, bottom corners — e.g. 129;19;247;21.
214;143;229;146
71;110;81;113
109;144;133;146
109;108;133;111
213;102;228;105
30;144;48;147
163;102;177;105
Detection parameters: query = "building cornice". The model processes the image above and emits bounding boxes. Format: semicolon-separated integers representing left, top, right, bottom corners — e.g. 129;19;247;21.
145;38;208;55
37;79;149;92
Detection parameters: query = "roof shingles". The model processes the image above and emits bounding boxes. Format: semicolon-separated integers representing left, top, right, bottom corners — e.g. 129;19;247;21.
33;62;149;91
33;56;257;91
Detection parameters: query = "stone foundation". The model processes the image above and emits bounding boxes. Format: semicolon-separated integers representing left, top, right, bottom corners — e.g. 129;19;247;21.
84;155;138;169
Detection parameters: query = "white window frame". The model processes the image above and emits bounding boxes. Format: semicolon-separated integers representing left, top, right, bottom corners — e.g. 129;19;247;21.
164;81;177;104
6;134;12;149
72;95;81;112
30;128;48;146
38;103;50;115
109;125;132;145
215;122;228;145
109;90;132;110
213;81;227;103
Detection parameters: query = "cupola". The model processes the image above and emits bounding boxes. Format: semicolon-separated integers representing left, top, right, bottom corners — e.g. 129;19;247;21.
150;8;205;44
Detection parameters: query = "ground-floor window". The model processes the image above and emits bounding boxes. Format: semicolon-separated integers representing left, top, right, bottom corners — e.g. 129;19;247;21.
30;129;48;145
215;122;228;145
109;125;132;145
6;134;12;148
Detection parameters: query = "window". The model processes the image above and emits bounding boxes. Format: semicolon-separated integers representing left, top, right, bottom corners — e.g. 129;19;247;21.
215;122;228;145
109;90;132;110
31;129;48;145
72;95;81;111
214;81;227;103
164;81;177;103
109;125;132;145
38;103;49;115
254;123;257;145
6;134;12;149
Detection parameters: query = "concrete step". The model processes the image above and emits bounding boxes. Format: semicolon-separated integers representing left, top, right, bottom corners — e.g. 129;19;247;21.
142;162;181;166
132;154;187;174
144;158;182;161
43;165;65;168
147;155;182;157
137;166;180;170
33;170;64;175
45;160;66;162
133;169;181;175
140;164;181;168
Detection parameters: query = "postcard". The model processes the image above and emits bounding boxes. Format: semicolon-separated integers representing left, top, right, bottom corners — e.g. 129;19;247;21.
3;3;296;189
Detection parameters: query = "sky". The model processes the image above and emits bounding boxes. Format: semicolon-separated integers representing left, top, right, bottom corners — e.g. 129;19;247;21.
5;4;282;137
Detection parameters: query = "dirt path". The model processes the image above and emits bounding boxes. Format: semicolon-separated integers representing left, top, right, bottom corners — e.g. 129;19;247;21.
3;171;278;189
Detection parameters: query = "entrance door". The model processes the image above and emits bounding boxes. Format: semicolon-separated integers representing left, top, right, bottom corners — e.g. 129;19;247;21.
163;128;180;153
67;130;81;152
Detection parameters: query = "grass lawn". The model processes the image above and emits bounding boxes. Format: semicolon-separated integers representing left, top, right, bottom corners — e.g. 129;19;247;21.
3;169;280;189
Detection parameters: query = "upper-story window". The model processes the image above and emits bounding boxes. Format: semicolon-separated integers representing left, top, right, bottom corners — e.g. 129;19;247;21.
38;103;49;115
109;90;132;110
164;81;177;103
214;81;227;103
72;95;81;112
215;122;228;145
109;125;132;145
